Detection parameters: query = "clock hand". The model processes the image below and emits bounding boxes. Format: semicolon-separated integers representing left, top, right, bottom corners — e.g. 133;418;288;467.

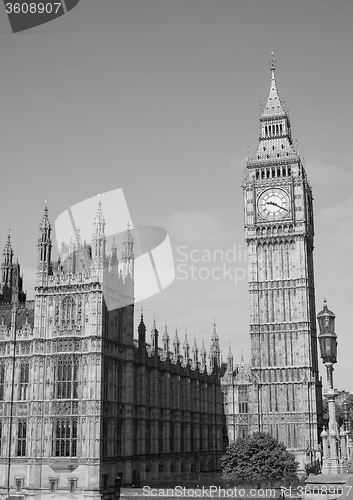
266;201;289;212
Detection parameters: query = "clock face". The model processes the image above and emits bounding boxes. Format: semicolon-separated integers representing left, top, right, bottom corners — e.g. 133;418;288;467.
257;188;290;220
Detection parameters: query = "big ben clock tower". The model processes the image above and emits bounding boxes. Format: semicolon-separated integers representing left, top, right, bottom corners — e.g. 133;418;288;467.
243;54;322;472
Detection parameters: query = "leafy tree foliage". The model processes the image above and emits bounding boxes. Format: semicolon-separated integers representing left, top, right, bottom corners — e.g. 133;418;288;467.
220;432;298;487
322;394;353;430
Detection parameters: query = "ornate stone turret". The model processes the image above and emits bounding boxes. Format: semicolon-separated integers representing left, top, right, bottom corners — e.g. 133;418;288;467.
209;321;221;368
192;336;199;366
1;234;13;289
162;323;169;353
183;332;190;361
173;329;180;359
110;237;118;268
91;200;106;269
200;340;207;370
138;310;146;345
0;234;26;304
122;223;134;280
227;344;234;373
36;205;52;283
150;318;158;355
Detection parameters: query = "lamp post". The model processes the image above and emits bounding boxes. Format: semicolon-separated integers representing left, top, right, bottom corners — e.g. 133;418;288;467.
317;299;340;474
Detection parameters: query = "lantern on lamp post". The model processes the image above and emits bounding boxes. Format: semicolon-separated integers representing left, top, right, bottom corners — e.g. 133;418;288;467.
317;299;340;474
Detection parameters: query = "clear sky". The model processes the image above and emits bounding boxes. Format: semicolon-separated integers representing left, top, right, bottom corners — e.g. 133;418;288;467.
0;0;352;391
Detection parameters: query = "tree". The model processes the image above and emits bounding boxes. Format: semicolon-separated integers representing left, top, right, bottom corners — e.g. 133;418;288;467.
322;394;353;430
220;432;298;487
322;399;344;428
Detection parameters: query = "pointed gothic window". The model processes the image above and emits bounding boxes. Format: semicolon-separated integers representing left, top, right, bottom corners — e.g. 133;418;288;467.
18;362;29;400
238;385;248;413
113;419;122;456
17;420;27;456
60;296;76;331
0;364;4;400
53;418;77;457
102;419;108;457
55;357;79;399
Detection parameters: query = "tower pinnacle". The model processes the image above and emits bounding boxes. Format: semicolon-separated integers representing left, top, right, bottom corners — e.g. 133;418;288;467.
270;51;276;74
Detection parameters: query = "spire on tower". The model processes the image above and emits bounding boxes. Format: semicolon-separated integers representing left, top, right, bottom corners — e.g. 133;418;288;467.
151;317;158;354
91;199;106;267
183;332;190;360
122;223;134;259
192;336;199;365
173;328;180;357
138;308;146;345
122;223;134;279
210;320;221;368
270;51;276;74
162;322;170;352
93;199;106;237
262;51;285;118
200;340;207;370
37;205;52;278
1;233;13;289
3;233;13;263
40;204;51;234
247;53;298;166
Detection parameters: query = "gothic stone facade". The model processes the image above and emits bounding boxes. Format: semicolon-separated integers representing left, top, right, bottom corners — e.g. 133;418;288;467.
0;205;225;499
242;56;323;472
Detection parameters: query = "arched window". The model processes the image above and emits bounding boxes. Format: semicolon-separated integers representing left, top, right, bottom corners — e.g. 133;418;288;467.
17;420;27;456
19;361;29;400
59;296;76;331
0;364;4;400
55;356;79;399
53;418;77;457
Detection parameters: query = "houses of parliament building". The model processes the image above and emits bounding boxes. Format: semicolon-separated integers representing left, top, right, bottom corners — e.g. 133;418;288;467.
0;205;225;499
0;55;323;498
